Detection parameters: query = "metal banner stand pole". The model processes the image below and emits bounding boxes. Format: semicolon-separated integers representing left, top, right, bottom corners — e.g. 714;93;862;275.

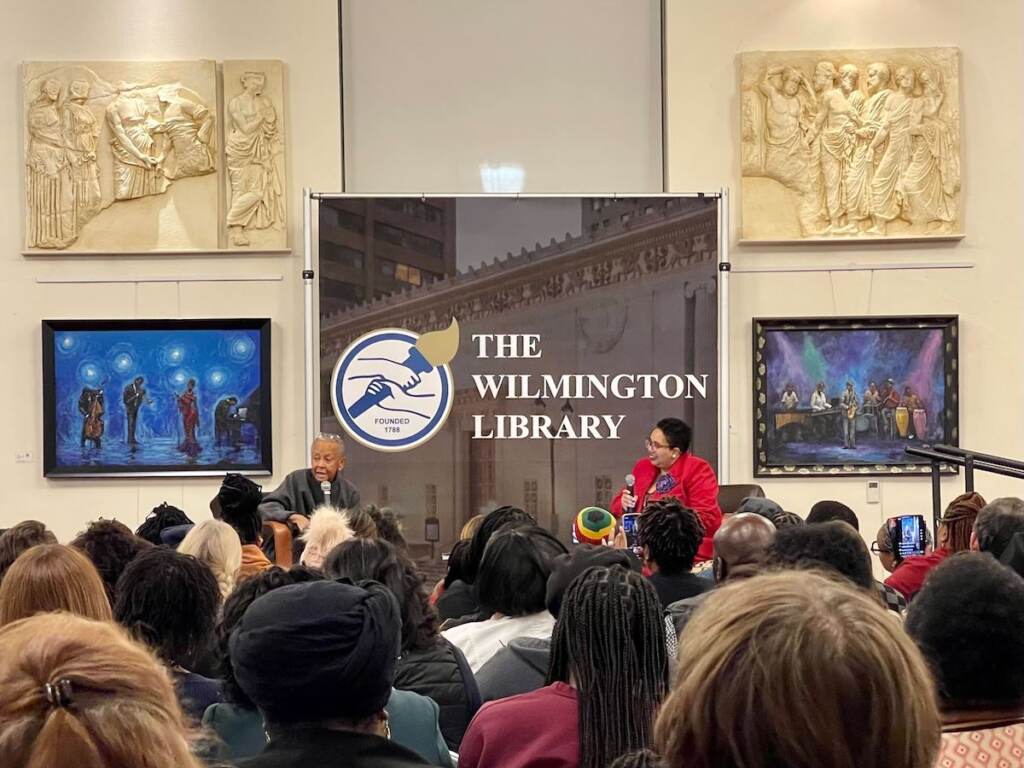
717;186;731;483
302;187;316;449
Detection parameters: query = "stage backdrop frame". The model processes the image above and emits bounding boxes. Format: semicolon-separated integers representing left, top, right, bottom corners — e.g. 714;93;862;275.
752;314;959;478
42;318;273;478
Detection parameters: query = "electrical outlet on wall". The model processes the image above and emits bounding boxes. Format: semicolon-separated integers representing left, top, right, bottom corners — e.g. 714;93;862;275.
15;451;33;463
866;480;881;504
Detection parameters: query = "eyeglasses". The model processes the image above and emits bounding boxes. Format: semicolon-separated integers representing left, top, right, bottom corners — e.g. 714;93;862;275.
645;438;670;451
870;542;891;555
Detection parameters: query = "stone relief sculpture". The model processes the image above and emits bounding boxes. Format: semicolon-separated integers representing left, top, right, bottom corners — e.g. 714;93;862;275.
106;90;170;201
739;48;962;241
26;78;75;248
225;69;285;247
157;85;215;180
64;80;102;229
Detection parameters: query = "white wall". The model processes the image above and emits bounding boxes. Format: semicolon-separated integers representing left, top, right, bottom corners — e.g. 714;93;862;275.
665;0;1024;540
1;0;341;541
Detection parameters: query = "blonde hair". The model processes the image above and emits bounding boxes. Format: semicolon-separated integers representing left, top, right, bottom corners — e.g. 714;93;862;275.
655;570;940;768
177;520;242;601
300;506;355;568
460;514;485;541
0;545;112;626
0;612;204;768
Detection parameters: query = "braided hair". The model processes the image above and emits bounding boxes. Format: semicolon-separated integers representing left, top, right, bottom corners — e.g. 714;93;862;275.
548;566;669;768
215;473;264;545
636;499;704;574
941;492;986;553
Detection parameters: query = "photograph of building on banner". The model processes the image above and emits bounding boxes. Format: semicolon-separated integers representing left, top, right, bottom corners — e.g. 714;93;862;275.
318;197;719;547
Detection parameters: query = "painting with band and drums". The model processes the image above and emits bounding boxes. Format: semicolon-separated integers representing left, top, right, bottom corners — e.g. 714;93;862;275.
753;316;959;477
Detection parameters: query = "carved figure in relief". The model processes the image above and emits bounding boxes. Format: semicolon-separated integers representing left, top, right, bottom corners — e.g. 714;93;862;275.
226;71;284;246
844;62;893;229
902;70;959;231
157;86;215;179
106;91;168;201
63;80;102;228
806;62;861;234
867;66;916;234
26;78;76;248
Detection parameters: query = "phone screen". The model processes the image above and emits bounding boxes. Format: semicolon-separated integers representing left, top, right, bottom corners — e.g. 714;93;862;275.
887;514;927;560
622;513;640;549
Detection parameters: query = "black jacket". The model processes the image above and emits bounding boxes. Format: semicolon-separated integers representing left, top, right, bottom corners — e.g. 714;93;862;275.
393;638;481;751
237;727;428;768
434;580;478;623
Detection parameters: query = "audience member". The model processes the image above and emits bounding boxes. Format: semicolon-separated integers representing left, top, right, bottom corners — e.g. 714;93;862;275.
459;514;484;541
0;544;112;625
0;613;206;768
972;497;1024;558
906;553;1024;763
573;506;616;544
734;496;784;523
0;520;57;583
806;499;859;530
324;537;481;750
475;544;638;703
442;525;565;672
136;502;193;546
366;505;409;551
178;519;243;601
69;518;153;605
635;499;710;607
206;566;322;761
214;473;272;580
655;571;941;768
771;510;805;529
460;566;668;768
346;506;379;539
667;512;776;634
114;548;223;721
767;520;875;593
886;491;986;601
430;539;474;615
229;580;429;767
609;751;666;768
298;506;353;568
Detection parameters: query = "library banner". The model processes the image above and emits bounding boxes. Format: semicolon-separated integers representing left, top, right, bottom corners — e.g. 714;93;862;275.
318;196;719;547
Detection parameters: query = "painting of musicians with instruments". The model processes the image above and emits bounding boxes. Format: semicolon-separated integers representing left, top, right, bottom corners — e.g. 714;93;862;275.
753;316;959;477
43;319;272;477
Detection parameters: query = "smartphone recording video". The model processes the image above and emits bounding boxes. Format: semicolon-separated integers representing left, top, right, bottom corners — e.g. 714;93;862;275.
622;512;640;551
886;514;927;561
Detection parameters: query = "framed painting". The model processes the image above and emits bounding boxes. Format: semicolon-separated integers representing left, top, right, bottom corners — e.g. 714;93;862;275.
753;316;958;477
43;318;272;477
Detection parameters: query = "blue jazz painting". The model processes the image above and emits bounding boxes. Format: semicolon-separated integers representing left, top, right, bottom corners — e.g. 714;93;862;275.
43;320;271;476
754;317;958;476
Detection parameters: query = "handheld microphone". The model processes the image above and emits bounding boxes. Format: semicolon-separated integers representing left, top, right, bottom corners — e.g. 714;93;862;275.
624;473;636;513
321;480;332;508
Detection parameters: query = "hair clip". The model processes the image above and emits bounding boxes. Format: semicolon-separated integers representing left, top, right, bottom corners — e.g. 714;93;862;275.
43;678;74;709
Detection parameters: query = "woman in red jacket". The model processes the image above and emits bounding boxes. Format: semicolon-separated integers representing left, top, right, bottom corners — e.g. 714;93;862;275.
611;418;722;563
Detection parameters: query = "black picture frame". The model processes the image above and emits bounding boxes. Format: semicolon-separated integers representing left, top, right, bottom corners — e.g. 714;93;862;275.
753;315;959;478
42;318;272;478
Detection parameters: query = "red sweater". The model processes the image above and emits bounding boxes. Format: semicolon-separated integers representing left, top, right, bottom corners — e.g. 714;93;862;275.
611;453;722;562
458;682;578;768
884;548;950;601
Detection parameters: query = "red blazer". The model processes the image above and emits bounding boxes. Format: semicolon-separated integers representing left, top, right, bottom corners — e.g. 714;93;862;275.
611;453;722;563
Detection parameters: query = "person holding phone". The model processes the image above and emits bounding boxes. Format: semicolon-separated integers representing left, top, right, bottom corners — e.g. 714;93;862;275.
611;418;722;563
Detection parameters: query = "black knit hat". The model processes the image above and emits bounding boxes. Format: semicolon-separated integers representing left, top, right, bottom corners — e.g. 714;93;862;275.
229;579;401;724
544;544;640;618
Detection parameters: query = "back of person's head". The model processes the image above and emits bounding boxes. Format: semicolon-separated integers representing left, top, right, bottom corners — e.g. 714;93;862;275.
70;519;153;605
324;537;438;653
545;544;640;619
906;552;1024;711
655;571;941;768
734;496;784;522
0;613;203;768
114;548;220;667
772;511;805;529
655;417;692;453
940;491;987;553
637;499;704;574
299;506;354;568
217;565;323;709
466;504;536;584
364;505;408;550
549;566;668;768
135;503;193;546
477;525;567;616
767;521;874;592
0;521;57;583
177;519;242;601
807;500;859;531
609;750;666;768
712;512;777;582
230;580;402;727
973;497;1024;559
443;539;472;588
213;473;263;545
345;506;379;539
460;514;484;541
0;544;112;626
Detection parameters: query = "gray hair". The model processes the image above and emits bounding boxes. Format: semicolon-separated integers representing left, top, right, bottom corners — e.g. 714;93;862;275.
312;432;345;452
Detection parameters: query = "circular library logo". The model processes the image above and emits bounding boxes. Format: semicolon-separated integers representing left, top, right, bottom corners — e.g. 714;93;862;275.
331;327;455;453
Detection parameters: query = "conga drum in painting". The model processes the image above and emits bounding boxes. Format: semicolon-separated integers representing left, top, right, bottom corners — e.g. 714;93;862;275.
913;409;927;440
895;406;910;438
